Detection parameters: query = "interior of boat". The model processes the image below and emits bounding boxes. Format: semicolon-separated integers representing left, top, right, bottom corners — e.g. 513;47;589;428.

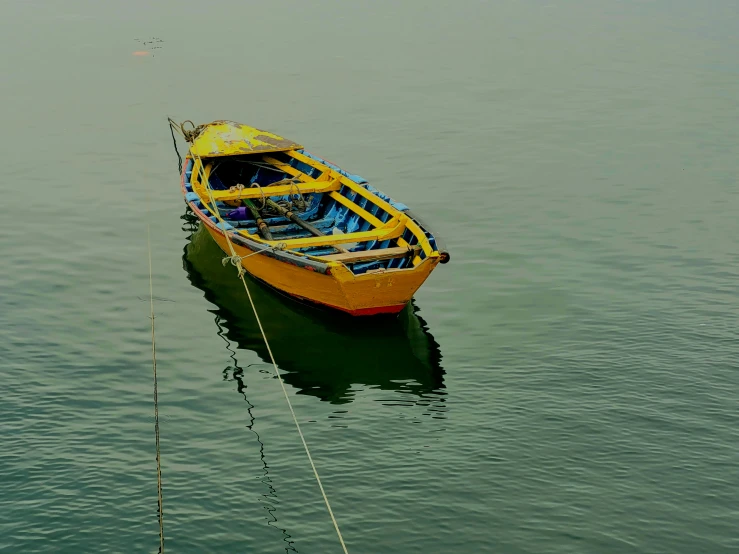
184;149;445;275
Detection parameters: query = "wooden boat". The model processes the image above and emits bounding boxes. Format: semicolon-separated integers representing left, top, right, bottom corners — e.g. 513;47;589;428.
178;120;450;316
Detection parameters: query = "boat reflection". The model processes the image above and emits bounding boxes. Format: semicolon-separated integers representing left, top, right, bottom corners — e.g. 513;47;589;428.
182;222;446;405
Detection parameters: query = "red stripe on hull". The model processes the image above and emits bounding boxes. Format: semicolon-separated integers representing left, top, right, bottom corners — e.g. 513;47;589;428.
345;304;407;316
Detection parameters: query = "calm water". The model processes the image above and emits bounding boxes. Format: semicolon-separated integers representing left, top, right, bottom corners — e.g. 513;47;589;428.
2;1;738;552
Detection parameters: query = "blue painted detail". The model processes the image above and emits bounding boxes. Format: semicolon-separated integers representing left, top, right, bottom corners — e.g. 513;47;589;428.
364;209;388;251
358;201;377;235
323;184;344;220
296;246;340;257
350;261;383;274
216;221;234;231
255;171;289;186
185;183;193;192
333;189;356;231
298;150;368;184
290;158;317;177
210;216;217;223
345;195;366;235
209;172;228;190
185;159;194;183
358;220;372;234
364;184;409;212
236;216;336;234
185;192;199;202
221;194;323;229
230;233;330;275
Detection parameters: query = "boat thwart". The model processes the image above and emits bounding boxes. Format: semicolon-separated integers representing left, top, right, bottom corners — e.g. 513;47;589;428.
176;120;450;316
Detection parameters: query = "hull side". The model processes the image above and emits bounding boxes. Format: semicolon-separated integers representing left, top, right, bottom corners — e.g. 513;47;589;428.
202;223;439;316
180;149;442;316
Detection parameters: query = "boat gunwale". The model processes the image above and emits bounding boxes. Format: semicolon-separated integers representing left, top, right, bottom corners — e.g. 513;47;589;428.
181;156;333;274
182;150;444;269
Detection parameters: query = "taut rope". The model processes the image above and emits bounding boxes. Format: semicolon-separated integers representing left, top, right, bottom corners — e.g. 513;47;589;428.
147;223;165;553
168;119;350;554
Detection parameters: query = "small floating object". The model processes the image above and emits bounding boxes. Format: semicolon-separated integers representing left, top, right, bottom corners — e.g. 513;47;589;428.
177;120;450;316
132;50;150;56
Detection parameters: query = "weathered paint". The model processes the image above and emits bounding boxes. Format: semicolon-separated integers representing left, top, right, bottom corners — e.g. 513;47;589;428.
200;220;440;314
190;120;303;158
178;121;448;316
210;178;341;202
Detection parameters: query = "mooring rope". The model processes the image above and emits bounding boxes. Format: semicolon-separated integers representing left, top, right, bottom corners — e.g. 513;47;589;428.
169;123;183;175
221;242;287;274
147;223;165;553
168;119;350;554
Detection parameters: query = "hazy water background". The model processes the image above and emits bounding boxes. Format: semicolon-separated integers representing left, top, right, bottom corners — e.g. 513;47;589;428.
1;0;738;552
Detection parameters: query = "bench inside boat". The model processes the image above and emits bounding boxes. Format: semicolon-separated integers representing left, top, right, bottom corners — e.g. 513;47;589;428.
184;149;443;275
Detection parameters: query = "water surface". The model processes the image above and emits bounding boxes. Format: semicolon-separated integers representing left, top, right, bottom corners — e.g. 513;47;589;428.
1;1;738;552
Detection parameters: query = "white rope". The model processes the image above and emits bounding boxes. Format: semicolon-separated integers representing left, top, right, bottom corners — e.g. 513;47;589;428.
147;223;165;553
235;259;350;554
221;243;287;276
168;119;350;553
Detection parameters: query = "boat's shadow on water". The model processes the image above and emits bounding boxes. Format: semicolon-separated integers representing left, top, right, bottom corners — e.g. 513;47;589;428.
180;215;445;551
182;219;446;407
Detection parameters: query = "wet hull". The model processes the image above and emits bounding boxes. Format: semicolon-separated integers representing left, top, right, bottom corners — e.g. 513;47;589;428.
201;220;440;316
176;120;448;316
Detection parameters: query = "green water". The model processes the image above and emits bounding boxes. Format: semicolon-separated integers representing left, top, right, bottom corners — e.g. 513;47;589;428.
2;1;738;552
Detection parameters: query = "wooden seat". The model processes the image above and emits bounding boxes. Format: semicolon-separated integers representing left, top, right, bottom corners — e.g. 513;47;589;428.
209;179;341;202
318;245;421;263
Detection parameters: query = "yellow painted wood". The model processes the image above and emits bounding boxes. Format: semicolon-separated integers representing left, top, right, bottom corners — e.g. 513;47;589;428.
210;180;341;202
339;256;442;311
327;192;385;228
287;150;403;228
319;245;420;263
395;237;419;267
265;226;403;249
203;223;441;312
285;149;324;170
337;176;395;214
190;121;302;158
183;142;445;313
402;218;434;256
287;151;396;211
206;227;348;306
185;143;442;307
261;156;311;180
190;159;219;213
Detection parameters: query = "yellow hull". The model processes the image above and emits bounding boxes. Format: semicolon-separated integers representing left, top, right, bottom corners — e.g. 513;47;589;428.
203;222;441;316
175;120;449;316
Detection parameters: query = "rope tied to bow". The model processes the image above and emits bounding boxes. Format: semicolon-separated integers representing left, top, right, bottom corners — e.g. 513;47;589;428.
221;243;287;276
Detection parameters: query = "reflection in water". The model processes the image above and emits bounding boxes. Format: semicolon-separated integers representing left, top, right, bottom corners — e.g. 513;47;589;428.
182;219;447;408
180;215;447;551
217;316;298;554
